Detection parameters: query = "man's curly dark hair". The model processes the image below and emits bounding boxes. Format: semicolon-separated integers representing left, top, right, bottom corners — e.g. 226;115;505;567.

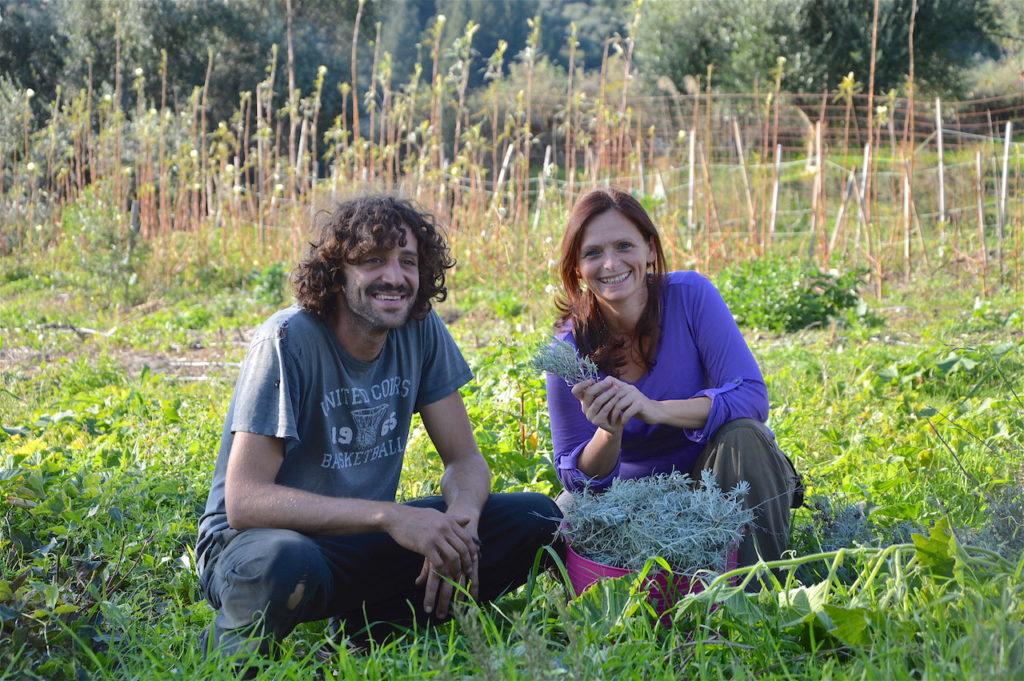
292;196;455;320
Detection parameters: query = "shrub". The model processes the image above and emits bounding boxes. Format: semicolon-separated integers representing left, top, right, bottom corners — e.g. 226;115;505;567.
715;257;872;332
249;262;289;307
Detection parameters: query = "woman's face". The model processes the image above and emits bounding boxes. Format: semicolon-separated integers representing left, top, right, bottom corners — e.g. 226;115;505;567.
576;209;654;308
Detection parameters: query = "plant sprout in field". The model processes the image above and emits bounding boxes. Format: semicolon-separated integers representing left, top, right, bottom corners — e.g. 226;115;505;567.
532;339;599;386
560;470;753;574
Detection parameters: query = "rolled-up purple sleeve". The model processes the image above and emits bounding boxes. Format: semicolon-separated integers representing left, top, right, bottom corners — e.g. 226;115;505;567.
545;370;620;491
681;275;769;444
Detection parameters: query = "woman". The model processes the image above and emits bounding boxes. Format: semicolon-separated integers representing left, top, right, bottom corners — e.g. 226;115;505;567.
545;188;801;568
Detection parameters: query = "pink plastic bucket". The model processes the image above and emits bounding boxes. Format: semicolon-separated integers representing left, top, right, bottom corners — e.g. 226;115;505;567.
564;542;739;621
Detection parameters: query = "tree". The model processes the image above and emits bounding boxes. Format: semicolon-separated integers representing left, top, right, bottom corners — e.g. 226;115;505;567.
636;0;808;93
798;0;1000;95
635;0;1001;96
0;0;67;109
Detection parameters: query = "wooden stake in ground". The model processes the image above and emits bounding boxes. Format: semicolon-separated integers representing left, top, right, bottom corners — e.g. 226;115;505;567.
768;143;782;247
976;149;988;295
864;0;881;226
732;119;756;246
936;98;946;225
903;160;912;282
533;145;552;229
809;120;823;262
828;170;857;261
350;0;365;160
686;129;696;245
998;120;1013;282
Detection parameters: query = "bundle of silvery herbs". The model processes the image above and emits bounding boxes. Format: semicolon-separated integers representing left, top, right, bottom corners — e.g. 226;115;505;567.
532;339;600;386
560;471;753;575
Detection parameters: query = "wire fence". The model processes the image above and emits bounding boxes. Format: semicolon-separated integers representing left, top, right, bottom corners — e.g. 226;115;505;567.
2;84;1022;291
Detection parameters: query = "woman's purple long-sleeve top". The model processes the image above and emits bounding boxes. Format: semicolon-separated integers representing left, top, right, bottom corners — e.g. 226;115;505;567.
546;271;769;492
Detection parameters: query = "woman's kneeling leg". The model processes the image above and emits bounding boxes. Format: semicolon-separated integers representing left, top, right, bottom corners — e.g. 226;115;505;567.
692;419;796;568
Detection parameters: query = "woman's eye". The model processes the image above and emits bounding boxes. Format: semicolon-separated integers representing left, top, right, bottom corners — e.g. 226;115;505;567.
616;242;633;250
583;249;600;259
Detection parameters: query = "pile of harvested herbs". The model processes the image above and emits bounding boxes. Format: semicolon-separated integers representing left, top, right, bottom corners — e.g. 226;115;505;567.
560;471;753;574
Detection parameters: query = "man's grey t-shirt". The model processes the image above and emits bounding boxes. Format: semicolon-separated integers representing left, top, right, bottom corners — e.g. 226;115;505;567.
196;306;472;575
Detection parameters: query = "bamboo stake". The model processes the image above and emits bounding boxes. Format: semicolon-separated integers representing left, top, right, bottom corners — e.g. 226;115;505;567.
864;0;880;226
936;97;945;225
564;23;578;207
350;0;365;162
998;120;1012;282
809;120;822;261
828;170;856;260
732;119;756;243
768;143;781;247
533;145;552;229
286;0;297;171
976;149;988;294
367;22;382;182
902;162;911;282
697;141;721;236
686;129;696;242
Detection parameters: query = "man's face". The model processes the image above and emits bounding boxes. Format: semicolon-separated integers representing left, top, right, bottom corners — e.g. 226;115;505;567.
339;228;420;332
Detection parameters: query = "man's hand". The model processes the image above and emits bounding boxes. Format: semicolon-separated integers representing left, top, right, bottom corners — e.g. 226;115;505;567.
418;391;491;618
384;505;477;587
415;508;480;618
572;377;649;432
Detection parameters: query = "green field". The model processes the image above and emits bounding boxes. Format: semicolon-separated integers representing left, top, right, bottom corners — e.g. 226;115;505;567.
1;207;1023;679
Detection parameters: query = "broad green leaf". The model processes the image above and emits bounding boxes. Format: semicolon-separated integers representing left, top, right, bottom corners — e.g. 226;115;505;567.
912;518;954;578
43;583;59;609
719;591;766;626
822;604;872;647
778;580;830;629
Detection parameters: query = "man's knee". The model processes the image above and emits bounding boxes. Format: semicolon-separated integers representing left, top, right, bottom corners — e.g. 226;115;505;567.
214;529;330;619
483;492;561;544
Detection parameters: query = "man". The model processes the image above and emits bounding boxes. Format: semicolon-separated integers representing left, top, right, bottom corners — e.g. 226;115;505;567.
196;196;560;657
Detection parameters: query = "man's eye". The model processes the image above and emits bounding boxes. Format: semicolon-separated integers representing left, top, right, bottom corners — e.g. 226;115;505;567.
402;259;417;267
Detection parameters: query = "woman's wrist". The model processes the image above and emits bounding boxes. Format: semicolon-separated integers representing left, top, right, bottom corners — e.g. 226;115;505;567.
650;397;711;429
577;428;621;479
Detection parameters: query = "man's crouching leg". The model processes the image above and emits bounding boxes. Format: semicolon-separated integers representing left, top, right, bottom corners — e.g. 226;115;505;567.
201;528;332;659
474;492;563;601
334;492;563;643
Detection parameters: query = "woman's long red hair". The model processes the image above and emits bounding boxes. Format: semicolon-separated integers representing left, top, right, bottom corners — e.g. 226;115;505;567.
555;188;668;376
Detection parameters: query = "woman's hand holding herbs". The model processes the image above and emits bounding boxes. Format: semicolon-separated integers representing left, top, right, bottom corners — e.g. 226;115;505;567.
572;377;650;432
573;377;712;431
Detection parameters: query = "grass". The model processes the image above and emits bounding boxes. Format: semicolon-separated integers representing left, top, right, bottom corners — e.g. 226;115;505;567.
1;201;1023;679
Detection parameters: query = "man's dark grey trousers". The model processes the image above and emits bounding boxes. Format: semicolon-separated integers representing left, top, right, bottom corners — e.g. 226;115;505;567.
200;492;561;654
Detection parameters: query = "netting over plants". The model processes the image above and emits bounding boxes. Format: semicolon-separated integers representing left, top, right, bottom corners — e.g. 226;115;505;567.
559;470;753;574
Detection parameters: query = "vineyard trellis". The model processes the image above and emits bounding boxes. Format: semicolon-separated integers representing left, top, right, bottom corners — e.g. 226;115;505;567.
1;28;1022;293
